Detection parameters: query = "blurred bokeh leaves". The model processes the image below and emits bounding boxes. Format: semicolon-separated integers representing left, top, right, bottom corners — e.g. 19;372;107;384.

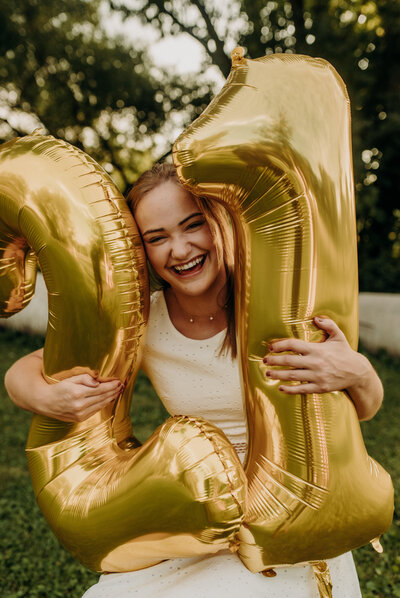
0;0;213;188
1;0;399;289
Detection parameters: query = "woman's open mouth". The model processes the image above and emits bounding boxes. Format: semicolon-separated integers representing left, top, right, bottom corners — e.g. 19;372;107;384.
171;255;206;277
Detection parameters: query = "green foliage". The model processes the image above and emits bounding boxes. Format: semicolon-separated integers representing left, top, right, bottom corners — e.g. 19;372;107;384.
0;328;399;596
2;0;399;287
0;0;212;187
110;0;400;290
238;0;400;290
353;346;400;597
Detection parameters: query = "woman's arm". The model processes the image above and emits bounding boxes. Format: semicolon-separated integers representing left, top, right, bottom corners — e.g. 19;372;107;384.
263;316;383;421
5;349;123;422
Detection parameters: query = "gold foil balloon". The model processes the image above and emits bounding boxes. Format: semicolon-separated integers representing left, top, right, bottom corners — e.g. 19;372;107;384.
173;49;394;576
0;132;247;572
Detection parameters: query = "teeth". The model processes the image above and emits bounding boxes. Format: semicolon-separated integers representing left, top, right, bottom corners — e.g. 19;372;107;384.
174;256;204;272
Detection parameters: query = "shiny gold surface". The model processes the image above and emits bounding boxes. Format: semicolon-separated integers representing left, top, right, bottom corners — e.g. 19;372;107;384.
173;51;394;571
0;133;247;572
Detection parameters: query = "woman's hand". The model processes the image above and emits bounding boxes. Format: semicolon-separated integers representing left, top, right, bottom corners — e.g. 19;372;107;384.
263;316;383;421
5;348;123;422
40;374;124;422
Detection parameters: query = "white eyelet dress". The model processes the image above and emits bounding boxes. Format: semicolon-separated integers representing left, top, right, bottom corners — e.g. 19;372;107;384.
82;291;362;598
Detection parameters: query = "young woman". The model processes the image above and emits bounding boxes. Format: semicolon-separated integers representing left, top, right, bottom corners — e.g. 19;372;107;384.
5;163;382;597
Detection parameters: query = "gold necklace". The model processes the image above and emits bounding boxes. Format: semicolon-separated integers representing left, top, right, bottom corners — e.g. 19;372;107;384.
171;291;226;324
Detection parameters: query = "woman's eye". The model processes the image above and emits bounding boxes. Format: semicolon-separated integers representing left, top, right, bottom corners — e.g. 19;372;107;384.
187;220;205;230
147;236;166;244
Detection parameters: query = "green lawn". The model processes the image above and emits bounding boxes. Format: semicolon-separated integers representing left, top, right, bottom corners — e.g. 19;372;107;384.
0;328;398;597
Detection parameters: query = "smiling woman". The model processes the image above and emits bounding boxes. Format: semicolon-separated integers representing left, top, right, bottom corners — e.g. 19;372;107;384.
126;162;237;350
77;160;370;597
135;183;223;298
5;157;385;597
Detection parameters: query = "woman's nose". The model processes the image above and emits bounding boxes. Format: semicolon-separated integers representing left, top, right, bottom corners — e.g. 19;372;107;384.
170;235;191;260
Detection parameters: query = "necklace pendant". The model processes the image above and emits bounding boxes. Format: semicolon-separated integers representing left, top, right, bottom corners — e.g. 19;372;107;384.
189;317;194;323
209;315;214;321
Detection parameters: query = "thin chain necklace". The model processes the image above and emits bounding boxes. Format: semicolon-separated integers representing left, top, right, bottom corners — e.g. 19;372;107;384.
171;291;226;324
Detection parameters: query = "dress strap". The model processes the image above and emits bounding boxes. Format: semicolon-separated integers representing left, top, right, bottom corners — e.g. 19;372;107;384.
310;561;333;598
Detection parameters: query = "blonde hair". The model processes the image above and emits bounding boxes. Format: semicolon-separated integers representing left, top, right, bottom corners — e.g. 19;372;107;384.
126;163;237;357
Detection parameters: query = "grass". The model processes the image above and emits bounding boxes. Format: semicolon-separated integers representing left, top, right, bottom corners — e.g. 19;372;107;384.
0;328;398;597
352;346;400;597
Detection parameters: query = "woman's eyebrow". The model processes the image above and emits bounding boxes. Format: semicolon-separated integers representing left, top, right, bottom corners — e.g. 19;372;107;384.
178;212;203;226
142;226;164;236
142;212;203;236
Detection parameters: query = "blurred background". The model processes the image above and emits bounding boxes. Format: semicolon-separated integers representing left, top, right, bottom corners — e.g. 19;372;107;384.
0;1;399;597
1;0;400;292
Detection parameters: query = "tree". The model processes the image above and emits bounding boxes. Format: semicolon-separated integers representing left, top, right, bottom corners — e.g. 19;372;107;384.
0;0;212;187
2;0;399;289
239;0;400;291
109;0;400;291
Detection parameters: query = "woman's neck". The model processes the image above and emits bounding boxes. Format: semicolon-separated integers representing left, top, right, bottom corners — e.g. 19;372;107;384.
164;276;228;340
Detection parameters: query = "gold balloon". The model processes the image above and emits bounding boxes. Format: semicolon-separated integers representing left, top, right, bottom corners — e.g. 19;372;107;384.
173;49;394;576
0;132;247;572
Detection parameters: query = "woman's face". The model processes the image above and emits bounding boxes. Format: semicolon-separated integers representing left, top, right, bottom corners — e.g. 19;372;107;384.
134;180;226;298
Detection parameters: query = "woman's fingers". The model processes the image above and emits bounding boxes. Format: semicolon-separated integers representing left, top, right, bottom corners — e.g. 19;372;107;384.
268;338;314;355
263;353;305;368
268;317;345;357
313;316;345;340
262;318;366;398
74;388;122;421
72;378;123;397
87;379;123;396
83;385;123;408
52;378;124;422
69;373;100;387
278;382;321;395
266;368;311;382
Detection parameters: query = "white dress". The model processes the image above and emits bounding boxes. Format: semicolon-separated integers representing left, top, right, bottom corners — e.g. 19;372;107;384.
82;291;362;598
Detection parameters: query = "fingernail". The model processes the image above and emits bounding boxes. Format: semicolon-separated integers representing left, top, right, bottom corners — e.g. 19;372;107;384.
266;371;271;377
269;343;274;351
263;357;268;364
278;386;284;392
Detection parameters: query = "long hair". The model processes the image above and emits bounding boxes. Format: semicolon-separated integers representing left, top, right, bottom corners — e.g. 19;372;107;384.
126;163;237;358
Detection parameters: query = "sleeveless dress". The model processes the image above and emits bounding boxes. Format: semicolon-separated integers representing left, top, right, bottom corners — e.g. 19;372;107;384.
82;291;362;598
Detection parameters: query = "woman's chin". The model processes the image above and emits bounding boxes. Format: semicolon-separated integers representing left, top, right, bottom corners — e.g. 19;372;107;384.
166;266;210;295
170;279;210;298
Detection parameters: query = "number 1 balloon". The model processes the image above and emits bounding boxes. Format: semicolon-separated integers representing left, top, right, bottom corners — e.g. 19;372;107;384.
0;132;247;572
173;48;394;584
